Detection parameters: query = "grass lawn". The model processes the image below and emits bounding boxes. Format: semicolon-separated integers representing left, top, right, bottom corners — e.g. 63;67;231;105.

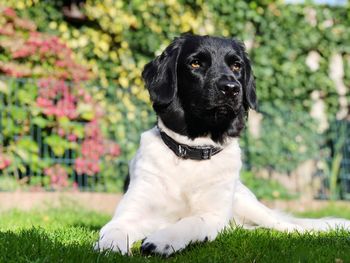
1;203;350;263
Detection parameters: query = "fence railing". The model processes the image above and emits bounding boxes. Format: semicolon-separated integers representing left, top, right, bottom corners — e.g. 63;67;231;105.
0;76;155;192
0;76;349;199
328;120;350;199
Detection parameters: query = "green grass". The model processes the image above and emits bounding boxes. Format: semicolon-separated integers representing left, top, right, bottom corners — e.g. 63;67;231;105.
1;204;350;263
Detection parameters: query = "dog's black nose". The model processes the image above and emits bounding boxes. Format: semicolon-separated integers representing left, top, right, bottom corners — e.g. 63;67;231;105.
218;81;240;96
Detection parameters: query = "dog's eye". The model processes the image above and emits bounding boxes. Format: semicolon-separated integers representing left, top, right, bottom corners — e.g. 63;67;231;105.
190;60;201;68
231;63;241;72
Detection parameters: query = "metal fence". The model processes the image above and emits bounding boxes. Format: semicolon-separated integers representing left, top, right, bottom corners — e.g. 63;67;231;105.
0;76;349;198
329;120;350;199
0;76;155;192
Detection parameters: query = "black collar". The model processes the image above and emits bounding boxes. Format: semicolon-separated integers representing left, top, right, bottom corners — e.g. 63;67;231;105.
159;130;223;160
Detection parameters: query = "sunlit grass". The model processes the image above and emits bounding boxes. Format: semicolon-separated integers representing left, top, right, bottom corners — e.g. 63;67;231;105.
1;204;350;262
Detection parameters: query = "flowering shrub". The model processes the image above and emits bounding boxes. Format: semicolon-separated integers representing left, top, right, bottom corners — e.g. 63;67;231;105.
11;0;349;145
0;6;90;80
2;1;350;195
37;79;78;119
0;152;11;171
75;120;120;176
0;7;121;191
44;164;72;190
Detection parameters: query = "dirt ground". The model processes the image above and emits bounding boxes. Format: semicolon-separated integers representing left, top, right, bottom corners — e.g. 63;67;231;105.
0;192;122;214
0;192;349;215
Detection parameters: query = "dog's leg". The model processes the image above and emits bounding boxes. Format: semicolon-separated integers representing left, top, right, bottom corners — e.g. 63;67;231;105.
140;181;235;257
233;181;350;232
232;181;304;232
94;220;141;255
140;213;228;257
95;174;183;255
95;190;171;255
95;211;173;255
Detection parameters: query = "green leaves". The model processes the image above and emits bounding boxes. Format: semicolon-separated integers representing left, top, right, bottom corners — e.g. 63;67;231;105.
76;103;95;121
32;116;49;128
2;0;349;193
245;102;322;174
45;135;77;157
14;137;38;159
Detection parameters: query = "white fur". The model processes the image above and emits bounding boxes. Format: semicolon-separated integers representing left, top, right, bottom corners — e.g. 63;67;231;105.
95;121;350;256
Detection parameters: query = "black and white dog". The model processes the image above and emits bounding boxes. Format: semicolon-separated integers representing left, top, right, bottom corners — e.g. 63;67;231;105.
96;34;350;256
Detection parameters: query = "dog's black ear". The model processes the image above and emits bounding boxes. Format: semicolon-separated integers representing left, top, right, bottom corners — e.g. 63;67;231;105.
244;60;257;110
238;42;257;111
142;37;184;106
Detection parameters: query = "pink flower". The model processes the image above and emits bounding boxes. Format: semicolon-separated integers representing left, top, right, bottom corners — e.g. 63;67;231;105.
74;157;100;176
43;106;56;116
81;139;104;159
39;45;50;55
58;128;65;137
44;164;70;189
67;134;77;142
36;97;53;107
0;155;11;170
3;8;17;18
56;99;77;119
0;23;14;35
14;18;36;31
84;121;103;139
90;161;100;174
83;94;92;103
55;60;66;67
104;141;121;157
74;158;85;175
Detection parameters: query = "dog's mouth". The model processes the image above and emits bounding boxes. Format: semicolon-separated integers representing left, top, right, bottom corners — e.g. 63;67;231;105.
200;104;236;123
188;101;238;124
207;103;236;114
215;105;232;114
213;105;234;118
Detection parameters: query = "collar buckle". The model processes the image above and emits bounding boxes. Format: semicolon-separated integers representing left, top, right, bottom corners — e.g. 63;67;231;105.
178;144;187;158
201;147;213;160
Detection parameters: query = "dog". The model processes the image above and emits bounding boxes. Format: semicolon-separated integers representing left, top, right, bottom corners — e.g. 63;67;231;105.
95;34;350;256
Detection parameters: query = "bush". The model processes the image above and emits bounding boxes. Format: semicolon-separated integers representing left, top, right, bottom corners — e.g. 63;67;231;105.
11;1;349;111
16;1;348;156
1;1;350;194
0;7;121;191
244;102;322;174
240;171;296;200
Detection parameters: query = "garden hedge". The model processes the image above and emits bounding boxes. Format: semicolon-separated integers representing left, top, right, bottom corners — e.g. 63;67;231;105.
1;0;349;194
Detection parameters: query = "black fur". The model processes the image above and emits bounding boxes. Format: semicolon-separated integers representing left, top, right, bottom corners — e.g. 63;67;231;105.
142;34;257;143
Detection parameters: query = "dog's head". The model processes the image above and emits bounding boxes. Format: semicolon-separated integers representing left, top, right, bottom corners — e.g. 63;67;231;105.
142;34;257;143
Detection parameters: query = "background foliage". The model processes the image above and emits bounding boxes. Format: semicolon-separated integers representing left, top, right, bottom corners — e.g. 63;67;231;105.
0;0;349;195
0;7;121;191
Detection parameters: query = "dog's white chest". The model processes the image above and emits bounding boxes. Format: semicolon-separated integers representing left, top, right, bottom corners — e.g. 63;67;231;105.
126;127;242;220
131;127;242;180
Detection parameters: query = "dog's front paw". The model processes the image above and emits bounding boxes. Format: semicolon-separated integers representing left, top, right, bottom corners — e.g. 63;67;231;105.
141;240;175;257
94;228;130;255
141;230;186;257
